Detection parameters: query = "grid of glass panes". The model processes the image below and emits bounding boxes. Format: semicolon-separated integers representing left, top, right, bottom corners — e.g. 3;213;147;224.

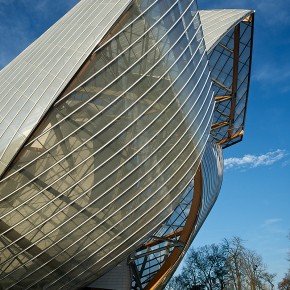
130;143;223;289
131;181;194;289
208;18;253;148
0;0;214;289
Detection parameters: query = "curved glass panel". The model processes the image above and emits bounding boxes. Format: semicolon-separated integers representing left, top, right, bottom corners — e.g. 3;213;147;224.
130;142;223;289
208;14;254;148
0;0;214;288
0;0;133;176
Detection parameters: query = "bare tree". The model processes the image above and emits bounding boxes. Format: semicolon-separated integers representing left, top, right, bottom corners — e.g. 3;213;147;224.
278;270;290;290
168;244;228;290
224;237;244;290
278;232;290;290
166;237;275;290
224;237;275;290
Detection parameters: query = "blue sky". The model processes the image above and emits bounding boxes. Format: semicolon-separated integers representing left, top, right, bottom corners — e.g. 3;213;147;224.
197;0;290;286
0;0;289;287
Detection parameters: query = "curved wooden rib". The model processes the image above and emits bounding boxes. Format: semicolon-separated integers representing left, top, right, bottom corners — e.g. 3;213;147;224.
144;164;203;290
227;23;240;138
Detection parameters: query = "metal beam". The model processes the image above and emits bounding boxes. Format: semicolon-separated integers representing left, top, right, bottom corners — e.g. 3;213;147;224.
0;220;63;274
216;109;230;119
128;258;144;290
133;245;175;260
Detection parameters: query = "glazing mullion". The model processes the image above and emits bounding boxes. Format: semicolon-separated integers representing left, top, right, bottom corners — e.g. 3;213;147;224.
24;0;191;148
31;90;214;289
0;64;211;290
5;68;213;288
1;13;201;208
0;59;211;280
16;101;211;288
47;84;213;278
0;52;208;249
0;43;206;260
3;0;196;182
0;48;206;250
1;3;214;286
56;96;215;289
0;0;94;104
0;0;114;148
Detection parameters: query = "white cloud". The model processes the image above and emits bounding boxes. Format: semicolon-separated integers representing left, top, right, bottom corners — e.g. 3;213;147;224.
263;218;282;226
261;219;288;237
224;149;287;170
253;63;290;83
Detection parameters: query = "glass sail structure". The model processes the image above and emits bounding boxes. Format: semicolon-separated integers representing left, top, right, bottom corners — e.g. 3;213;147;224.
0;1;254;289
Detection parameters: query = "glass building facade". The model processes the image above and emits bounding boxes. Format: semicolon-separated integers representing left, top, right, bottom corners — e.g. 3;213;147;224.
0;0;254;289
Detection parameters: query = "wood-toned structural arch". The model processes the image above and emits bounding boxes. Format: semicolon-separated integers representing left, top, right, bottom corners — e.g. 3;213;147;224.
128;143;223;290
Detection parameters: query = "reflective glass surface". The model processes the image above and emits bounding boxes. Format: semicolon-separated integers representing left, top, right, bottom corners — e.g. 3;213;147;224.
208;17;254;148
0;0;213;289
130;143;223;289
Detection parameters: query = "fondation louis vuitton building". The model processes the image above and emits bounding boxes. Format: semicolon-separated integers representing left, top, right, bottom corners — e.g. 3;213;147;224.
0;0;254;289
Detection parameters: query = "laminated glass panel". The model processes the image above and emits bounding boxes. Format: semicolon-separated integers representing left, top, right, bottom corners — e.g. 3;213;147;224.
0;0;215;288
208;16;254;148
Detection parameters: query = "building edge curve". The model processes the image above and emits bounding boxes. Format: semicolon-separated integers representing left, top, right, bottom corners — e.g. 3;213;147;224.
0;1;255;289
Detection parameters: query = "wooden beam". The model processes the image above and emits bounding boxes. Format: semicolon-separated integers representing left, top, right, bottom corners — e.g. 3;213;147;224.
212;78;231;93
144;165;203;290
137;229;183;251
219;43;233;54
211;121;229;131
215;95;232;102
228;24;240;138
218;130;244;145
242;15;252;23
